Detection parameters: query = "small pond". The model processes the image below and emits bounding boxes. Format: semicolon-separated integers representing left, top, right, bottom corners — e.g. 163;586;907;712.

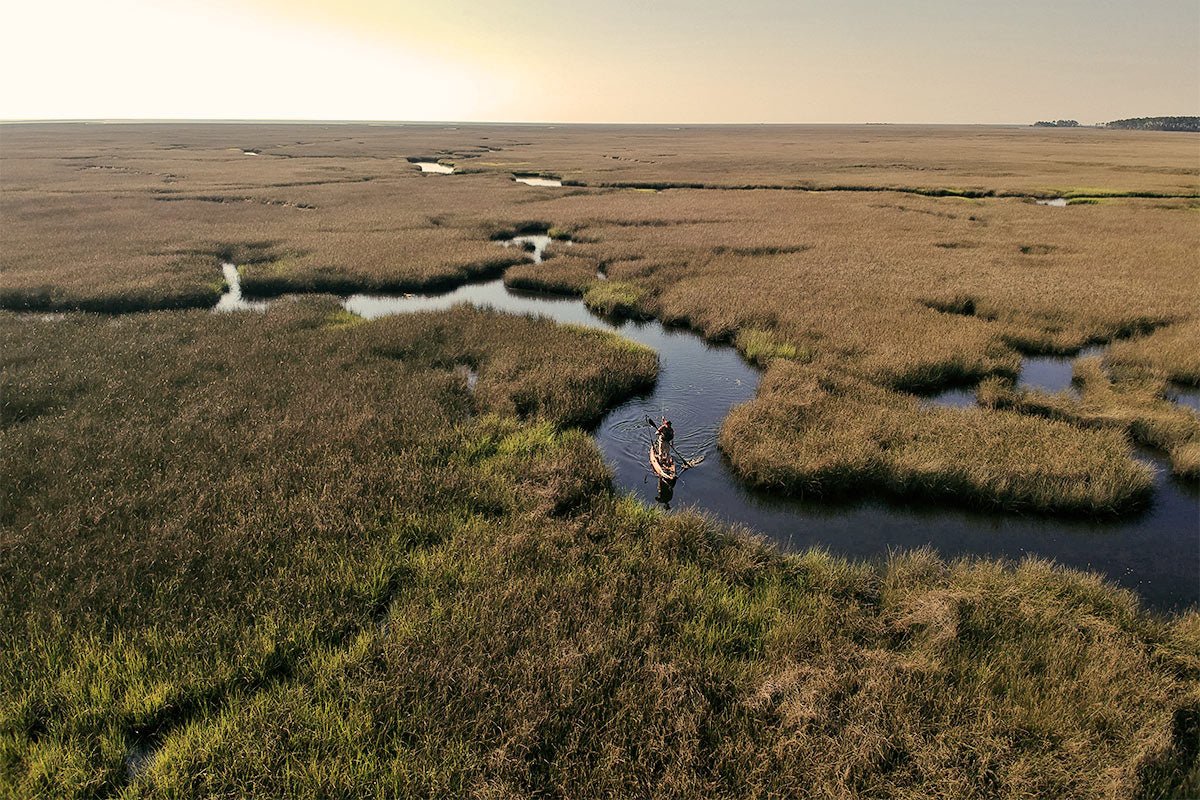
514;176;563;187
498;234;555;263
1017;345;1105;394
923;387;978;408
414;161;454;174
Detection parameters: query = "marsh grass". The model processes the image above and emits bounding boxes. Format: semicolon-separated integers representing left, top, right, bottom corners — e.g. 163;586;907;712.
3;124;1200;796
978;357;1200;479
503;254;597;296
583;280;646;318
1;294;1197;797
1107;319;1200;386
734;327;811;367
4;125;1194;514
238;251;524;297
721;361;1154;515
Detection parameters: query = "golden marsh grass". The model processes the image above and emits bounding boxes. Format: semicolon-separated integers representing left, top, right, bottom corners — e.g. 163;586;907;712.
2;123;1199;797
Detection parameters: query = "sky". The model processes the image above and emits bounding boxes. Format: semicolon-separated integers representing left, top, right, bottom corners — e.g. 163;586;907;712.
2;0;1197;124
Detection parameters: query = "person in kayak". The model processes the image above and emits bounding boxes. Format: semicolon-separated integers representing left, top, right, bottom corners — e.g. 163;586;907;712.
656;417;674;460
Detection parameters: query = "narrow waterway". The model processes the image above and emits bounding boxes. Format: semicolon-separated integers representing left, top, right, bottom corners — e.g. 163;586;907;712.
413;161;454;174
229;246;1198;611
513;175;563;187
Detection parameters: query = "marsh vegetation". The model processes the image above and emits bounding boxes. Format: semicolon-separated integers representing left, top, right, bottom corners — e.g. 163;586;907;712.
2;123;1198;798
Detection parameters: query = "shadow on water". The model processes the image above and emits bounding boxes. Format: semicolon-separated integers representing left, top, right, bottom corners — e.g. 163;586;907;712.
238;241;1200;612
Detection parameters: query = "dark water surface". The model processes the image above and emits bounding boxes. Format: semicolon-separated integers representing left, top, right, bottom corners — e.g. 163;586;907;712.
238;244;1199;611
1017;346;1104;394
1169;384;1200;413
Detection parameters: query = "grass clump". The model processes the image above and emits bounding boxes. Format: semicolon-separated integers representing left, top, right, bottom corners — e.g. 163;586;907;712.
735;327;811;367
721;361;1154;515
583;280;645;318
921;294;980;317
978;357;1200;480
503;254;598;296
323;308;364;329
1107;319;1200;386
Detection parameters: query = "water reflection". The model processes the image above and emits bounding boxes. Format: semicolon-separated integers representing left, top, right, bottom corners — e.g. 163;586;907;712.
213;257;1198;610
213;263;267;313
499;234;554;263
922;387;977;408
1017;346;1103;393
414;161;454;174
1167;384;1200;413
514;176;563;187
336;265;1197;610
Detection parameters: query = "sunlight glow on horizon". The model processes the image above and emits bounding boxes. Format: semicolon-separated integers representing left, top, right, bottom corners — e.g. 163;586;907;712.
1;0;519;121
3;0;1197;124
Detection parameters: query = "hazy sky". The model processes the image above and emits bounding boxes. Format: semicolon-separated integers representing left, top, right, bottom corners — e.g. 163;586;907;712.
3;0;1197;123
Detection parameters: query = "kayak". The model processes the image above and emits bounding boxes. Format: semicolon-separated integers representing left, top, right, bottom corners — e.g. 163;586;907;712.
649;445;677;485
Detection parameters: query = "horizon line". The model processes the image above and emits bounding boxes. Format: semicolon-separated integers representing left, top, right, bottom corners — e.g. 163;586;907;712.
0;118;1116;127
5;115;1193;128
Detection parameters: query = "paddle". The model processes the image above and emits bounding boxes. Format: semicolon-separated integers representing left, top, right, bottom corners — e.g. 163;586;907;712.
645;416;696;470
670;443;696;471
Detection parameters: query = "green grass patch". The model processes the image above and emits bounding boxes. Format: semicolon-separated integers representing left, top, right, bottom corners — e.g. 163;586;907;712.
323;308;365;329
735;328;811;367
583;281;645;318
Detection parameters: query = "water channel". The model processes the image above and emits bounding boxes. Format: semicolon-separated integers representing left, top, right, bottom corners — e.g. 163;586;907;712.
513;175;563;187
219;246;1199;611
413;161;454;174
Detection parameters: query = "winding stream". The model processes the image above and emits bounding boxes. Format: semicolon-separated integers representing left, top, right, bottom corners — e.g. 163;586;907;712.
224;250;1198;611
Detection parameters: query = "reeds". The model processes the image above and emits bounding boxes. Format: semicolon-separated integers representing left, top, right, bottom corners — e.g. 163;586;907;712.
2;124;1199;796
2;123;1195;512
721;361;1155;515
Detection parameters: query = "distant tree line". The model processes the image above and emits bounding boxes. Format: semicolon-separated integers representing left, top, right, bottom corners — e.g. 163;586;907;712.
1104;116;1200;132
1033;120;1080;127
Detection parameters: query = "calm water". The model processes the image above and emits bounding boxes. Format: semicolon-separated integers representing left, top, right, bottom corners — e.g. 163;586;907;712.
214;263;267;313
923;387;977;408
1169;384;1200;413
1017;346;1104;394
331;240;1199;612
1036;198;1068;207
924;345;1130;406
514;176;563;187
414;161;454;174
498;234;555;263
